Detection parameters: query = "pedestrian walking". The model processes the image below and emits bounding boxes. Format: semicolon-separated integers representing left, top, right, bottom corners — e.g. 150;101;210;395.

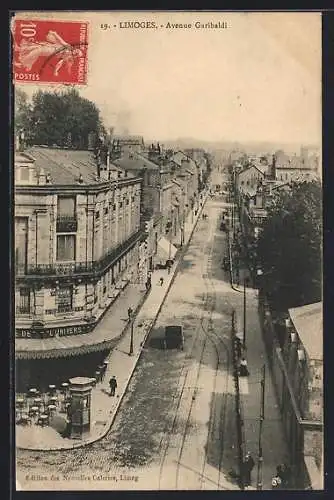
109;376;117;397
159;277;164;286
239;357;249;377
127;307;133;320
242;452;255;487
275;463;290;489
100;361;108;382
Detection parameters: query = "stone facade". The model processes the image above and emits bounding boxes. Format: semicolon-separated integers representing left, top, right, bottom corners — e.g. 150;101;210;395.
15;149;145;345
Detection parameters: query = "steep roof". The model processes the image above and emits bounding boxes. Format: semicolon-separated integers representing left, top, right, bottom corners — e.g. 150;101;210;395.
288;302;323;360
170;150;188;167
25;146;101;185
238;164;265;178
113;152;159;171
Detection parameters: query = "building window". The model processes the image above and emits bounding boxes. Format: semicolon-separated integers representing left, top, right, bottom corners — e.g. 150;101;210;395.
57;196;76;217
15;217;28;274
126;199;129;205
132;196;135;202
20;167;30;182
113;204;116;211
56;235;76;261
104;206;109;215
95;211;100;220
119;202;123;208
17;287;30;314
56;286;73;313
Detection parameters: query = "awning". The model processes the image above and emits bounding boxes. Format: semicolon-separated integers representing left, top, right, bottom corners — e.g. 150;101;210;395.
157;236;178;260
15;284;147;360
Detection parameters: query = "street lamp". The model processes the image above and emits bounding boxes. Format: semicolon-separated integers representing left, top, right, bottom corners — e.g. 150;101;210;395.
169;208;174;260
243;277;249;349
128;308;134;356
256;364;266;490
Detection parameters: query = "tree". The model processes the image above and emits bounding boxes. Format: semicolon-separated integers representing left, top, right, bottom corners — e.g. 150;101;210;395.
14;88;32;137
21;88;104;149
256;180;322;312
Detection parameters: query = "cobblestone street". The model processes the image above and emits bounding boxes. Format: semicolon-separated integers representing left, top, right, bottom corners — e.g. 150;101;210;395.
16;197;287;491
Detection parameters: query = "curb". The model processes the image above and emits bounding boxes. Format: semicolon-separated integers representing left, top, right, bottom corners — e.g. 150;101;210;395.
17;193;208;452
84;193;208;446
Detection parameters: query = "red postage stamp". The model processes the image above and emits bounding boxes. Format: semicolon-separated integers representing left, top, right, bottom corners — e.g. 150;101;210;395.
12;19;88;85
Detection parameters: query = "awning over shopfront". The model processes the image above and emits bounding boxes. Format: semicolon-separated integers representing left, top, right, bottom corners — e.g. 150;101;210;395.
15;284;147;360
157;236;178;260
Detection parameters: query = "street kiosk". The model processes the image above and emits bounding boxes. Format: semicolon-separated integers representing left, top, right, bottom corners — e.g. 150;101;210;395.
68;377;95;439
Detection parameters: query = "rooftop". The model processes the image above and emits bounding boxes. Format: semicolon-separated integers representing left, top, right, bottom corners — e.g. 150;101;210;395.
288;302;323;360
23;146;102;186
18;147;134;186
112;135;144;145
170;151;189;167
113;152;160;171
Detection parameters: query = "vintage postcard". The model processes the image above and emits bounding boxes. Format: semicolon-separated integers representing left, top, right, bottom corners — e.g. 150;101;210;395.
12;10;323;491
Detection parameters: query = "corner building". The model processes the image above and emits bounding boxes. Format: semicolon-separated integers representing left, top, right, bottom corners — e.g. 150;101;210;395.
15;146;145;392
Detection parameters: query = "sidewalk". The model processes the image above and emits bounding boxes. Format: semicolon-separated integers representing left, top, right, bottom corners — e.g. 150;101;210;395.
17;193;208;451
229;207;289;490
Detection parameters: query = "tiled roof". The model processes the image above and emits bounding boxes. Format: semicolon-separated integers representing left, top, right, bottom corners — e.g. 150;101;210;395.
113;152;159;171
288;302;323;360
170;151;188;167
25;146;101;185
239;164;265;178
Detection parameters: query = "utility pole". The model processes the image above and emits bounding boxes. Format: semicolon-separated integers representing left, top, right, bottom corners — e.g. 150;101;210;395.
129;312;134;356
168;209;174;260
257;364;266;490
243;278;247;349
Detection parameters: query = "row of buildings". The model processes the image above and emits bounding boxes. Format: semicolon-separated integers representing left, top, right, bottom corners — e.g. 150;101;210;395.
14;134;209;391
232;147;320;243
227;148;322;489
261;299;323;490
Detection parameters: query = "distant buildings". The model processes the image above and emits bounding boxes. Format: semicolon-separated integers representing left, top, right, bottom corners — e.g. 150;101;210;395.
273;149;319;183
234;147;321;244
111;135;145;155
112;139;208;265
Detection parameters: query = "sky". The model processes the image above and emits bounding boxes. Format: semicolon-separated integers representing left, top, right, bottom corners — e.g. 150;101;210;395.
14;11;321;146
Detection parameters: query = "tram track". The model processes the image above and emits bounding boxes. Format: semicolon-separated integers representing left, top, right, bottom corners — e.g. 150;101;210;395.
158;203;233;490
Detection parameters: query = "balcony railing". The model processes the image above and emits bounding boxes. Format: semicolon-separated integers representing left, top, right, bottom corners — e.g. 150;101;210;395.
16;306;31;315
15;264;27;276
56;215;78;233
57;304;73;313
19;228;144;279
